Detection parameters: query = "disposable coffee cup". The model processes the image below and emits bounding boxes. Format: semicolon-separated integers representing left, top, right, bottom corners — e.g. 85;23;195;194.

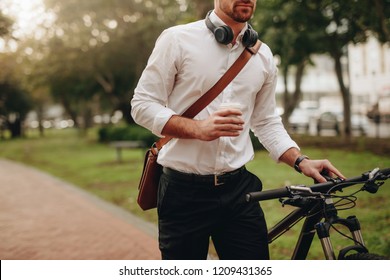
219;102;243;116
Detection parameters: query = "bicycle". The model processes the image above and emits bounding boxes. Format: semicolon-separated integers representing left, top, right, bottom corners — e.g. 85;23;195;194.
246;167;390;260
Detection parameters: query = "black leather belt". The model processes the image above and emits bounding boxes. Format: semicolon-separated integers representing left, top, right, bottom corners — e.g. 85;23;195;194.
162;166;246;186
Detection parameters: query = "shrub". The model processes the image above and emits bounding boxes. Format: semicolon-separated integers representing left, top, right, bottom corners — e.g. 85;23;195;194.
98;125;158;146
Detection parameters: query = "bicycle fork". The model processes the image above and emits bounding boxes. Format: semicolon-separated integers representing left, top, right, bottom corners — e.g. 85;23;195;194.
315;198;367;260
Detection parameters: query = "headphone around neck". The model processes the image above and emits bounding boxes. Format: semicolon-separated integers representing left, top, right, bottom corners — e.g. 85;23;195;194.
205;10;258;48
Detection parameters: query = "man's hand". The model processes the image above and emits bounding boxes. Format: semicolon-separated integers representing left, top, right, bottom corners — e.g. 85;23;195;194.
298;158;345;183
195;108;244;141
279;148;345;183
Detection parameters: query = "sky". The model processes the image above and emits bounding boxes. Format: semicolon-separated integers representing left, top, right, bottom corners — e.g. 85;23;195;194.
0;0;55;51
0;0;51;38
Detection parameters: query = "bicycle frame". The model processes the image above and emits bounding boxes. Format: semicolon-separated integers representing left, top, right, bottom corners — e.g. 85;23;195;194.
247;168;390;260
267;197;367;260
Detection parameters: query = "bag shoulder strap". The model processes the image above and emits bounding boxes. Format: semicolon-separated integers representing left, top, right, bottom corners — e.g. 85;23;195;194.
154;40;262;151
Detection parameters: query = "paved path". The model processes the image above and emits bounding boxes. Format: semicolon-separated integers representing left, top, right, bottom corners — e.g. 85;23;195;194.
0;159;161;260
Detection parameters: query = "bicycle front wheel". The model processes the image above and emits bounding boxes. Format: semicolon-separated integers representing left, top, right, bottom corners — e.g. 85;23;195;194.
343;253;388;260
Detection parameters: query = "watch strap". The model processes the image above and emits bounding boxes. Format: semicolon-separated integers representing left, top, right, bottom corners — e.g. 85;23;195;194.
294;155;309;173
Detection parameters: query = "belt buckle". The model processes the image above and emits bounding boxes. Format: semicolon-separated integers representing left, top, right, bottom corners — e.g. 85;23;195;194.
214;173;225;186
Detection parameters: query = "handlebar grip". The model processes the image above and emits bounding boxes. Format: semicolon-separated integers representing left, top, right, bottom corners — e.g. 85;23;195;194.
246;187;290;202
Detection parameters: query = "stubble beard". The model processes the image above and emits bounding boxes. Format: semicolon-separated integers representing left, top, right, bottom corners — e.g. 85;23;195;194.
222;4;254;23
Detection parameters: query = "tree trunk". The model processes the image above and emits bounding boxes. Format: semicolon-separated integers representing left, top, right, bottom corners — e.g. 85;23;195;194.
331;48;352;140
61;99;79;128
36;104;45;137
7;114;22;138
282;65;290;124
373;0;390;42
282;61;306;124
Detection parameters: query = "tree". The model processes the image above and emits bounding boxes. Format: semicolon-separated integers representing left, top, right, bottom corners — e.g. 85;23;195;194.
252;1;328;124
308;0;383;138
254;0;387;138
37;0;184;126
0;85;31;138
0;51;33;138
7;0;223;135
0;10;32;138
371;0;390;42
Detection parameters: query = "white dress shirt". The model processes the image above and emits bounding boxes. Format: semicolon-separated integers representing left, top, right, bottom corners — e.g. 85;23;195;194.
131;11;299;175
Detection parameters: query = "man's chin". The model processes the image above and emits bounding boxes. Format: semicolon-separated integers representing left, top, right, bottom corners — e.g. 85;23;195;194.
233;7;253;22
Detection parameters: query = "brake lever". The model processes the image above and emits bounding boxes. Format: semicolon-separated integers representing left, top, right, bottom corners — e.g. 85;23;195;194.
369;168;380;180
363;168;383;194
280;195;322;208
314;170;342;184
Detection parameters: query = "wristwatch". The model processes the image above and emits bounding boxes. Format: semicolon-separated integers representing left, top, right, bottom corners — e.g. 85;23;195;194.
294;155;309;173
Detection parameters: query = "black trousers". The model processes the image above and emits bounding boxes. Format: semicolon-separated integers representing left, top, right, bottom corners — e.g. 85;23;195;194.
157;167;269;260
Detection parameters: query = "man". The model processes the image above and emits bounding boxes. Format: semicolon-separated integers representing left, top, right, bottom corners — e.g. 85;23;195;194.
131;0;344;260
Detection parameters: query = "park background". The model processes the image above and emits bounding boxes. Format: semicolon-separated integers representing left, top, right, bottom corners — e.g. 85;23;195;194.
0;0;390;259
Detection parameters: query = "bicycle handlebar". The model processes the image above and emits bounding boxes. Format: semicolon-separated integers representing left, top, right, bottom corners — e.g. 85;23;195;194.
247;186;290;202
246;168;390;203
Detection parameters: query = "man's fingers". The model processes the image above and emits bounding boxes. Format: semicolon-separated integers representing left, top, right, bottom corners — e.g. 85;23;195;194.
322;162;346;180
314;173;327;183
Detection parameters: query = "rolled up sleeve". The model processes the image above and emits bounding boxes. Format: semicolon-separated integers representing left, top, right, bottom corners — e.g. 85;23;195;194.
250;60;299;162
131;28;179;137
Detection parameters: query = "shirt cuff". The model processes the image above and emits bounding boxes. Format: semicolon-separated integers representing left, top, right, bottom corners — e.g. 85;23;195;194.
270;140;300;163
152;108;177;137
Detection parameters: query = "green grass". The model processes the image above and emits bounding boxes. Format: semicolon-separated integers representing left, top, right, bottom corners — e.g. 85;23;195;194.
1;128;389;259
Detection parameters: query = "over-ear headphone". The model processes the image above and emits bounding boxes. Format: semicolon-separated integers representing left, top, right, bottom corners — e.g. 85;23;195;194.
205;10;258;48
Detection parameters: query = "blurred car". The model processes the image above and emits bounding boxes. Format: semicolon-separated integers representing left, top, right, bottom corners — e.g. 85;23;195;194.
317;112;341;135
288;108;311;133
317;112;368;136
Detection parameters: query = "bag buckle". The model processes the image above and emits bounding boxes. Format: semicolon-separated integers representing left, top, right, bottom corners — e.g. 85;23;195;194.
150;142;159;156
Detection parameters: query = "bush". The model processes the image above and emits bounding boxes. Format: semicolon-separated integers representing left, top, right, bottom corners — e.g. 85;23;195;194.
98;125;158;146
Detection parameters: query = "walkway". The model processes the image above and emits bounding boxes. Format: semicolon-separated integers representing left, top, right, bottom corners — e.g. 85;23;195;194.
0;159;160;260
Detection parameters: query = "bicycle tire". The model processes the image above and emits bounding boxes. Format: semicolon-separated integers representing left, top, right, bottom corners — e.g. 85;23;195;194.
343;253;388;260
